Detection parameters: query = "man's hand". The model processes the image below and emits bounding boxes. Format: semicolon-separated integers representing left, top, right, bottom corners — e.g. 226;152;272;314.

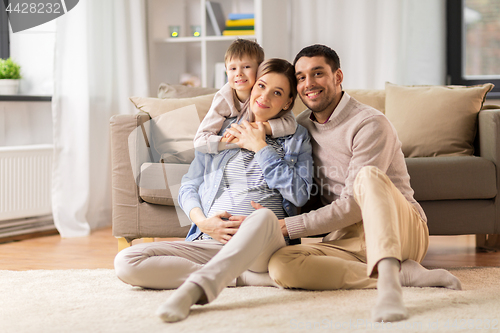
251;201;289;237
195;211;242;244
279;218;288;237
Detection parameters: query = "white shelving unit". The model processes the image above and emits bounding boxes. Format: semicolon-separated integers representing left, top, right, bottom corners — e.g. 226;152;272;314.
146;0;291;94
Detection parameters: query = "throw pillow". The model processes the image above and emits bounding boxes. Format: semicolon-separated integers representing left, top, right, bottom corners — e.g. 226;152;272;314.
385;82;494;157
291;97;307;117
157;83;219;99
345;89;386;113
130;93;216;163
130;93;215;119
291;89;386;116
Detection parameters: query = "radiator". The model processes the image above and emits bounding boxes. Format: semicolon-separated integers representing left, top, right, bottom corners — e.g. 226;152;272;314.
0;144;54;236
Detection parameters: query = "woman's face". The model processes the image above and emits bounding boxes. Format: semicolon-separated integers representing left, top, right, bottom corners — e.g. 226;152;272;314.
250;72;293;122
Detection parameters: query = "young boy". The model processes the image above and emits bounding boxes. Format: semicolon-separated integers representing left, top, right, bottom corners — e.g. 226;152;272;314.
194;39;297;153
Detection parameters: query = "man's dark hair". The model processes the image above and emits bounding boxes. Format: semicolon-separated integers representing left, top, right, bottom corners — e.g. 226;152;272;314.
293;44;341;72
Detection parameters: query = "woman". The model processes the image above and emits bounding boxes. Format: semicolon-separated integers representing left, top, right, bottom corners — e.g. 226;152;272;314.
114;58;313;322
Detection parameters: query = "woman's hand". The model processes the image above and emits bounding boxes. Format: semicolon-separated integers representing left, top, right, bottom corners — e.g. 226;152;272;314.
226;120;268;152
195;210;243;244
250;200;288;237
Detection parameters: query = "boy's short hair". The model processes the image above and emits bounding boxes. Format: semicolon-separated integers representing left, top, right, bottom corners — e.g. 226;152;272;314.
293;44;341;72
224;39;265;65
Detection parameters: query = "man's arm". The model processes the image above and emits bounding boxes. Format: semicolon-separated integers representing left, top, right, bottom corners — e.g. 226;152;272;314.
284;115;400;239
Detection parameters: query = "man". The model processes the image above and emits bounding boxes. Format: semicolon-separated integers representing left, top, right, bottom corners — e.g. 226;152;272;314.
268;44;461;322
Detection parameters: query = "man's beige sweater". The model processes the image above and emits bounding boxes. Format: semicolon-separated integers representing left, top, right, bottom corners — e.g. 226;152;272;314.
285;92;426;240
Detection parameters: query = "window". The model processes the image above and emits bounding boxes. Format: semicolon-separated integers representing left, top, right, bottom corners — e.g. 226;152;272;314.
447;0;500;98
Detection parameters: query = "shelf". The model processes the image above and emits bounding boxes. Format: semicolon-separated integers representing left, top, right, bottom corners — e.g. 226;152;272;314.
157;37;203;43
147;0;266;90
157;35;256;43
205;35;256;41
0;95;52;102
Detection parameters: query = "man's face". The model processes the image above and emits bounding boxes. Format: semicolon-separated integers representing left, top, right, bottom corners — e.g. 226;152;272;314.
295;56;343;116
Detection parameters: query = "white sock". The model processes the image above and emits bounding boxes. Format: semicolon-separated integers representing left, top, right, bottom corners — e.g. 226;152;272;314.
400;259;462;290
156;282;204;323
236;270;280;287
372;258;408;322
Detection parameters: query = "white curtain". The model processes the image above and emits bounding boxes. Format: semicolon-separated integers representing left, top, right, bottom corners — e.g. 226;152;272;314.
52;0;149;237
288;0;446;89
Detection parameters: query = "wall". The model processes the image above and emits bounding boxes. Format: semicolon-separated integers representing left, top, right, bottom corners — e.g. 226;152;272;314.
286;0;446;89
1;20;55;147
0;101;52;147
9;20;56;95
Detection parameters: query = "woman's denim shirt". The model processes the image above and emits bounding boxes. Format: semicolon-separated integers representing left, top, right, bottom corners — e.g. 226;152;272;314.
179;117;313;242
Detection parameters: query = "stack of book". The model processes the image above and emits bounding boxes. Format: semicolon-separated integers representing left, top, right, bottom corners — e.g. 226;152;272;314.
223;13;255;36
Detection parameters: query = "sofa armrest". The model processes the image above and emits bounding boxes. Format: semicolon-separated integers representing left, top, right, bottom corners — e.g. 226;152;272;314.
110;112;151;238
478;108;500;234
479;109;500;165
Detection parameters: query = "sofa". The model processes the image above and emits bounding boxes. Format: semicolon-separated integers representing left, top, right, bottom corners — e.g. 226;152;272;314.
110;82;500;249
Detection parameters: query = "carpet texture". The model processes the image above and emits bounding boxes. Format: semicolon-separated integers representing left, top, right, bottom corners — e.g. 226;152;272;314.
1;267;499;332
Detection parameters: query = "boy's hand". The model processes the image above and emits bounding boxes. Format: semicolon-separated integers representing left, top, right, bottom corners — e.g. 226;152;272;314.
222;131;239;144
250;122;272;135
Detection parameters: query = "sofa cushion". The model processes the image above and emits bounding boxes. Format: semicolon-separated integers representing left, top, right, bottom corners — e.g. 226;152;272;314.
288;89;386;117
138;162;191;206
130;94;216;164
130;93;215;119
290;96;307;117
405;156;496;201
385;82;494;157
345;89;386;113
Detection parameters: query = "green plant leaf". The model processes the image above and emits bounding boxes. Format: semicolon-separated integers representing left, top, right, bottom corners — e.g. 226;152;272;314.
0;58;22;80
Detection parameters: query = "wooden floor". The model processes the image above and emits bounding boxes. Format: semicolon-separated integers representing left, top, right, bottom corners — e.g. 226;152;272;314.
0;226;499;270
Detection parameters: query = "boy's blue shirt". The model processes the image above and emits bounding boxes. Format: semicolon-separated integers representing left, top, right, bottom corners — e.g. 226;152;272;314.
178;117;313;242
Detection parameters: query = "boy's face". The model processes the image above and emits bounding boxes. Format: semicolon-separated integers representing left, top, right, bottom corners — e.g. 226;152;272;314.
225;55;259;94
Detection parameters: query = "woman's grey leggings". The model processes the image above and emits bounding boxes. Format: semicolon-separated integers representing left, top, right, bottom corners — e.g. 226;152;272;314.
114;208;286;302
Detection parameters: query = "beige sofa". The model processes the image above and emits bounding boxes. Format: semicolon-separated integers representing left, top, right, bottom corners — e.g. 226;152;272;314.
110;83;500;249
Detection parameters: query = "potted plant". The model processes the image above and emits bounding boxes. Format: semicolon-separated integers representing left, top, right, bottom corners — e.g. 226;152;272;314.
0;58;22;95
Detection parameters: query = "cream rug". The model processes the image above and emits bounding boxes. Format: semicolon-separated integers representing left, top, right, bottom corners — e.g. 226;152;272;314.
1;267;499;333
